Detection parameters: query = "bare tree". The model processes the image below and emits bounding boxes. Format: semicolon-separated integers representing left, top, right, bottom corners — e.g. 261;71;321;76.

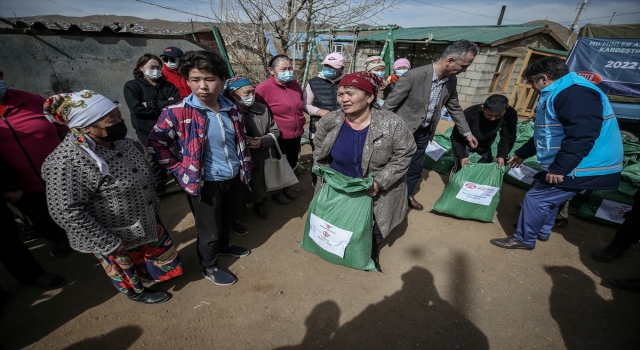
210;0;396;82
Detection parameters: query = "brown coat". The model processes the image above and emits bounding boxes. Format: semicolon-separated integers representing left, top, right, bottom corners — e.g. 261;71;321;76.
313;108;416;237
242;102;281;203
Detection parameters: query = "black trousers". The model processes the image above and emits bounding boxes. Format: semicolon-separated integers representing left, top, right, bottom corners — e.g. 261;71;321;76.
278;137;302;171
0;203;44;284
310;138;318;184
407;126;431;197
188;177;242;268
137;132;168;185
611;190;640;249
13;192;67;243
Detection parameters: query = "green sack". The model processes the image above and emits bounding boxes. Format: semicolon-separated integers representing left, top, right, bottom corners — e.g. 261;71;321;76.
503;156;543;190
431;154;509;222
574;181;637;227
302;167;376;271
621;162;640;187
622;136;640;167
569;190;593;208
423;128;455;175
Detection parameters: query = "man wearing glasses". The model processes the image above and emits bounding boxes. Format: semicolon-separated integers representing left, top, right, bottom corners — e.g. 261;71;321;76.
490;56;623;250
449;94;517;175
161;47;191;99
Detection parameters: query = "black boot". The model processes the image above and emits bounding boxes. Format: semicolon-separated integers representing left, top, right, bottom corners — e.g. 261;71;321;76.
371;237;382;273
127;288;170;304
254;202;269;220
592;243;628;263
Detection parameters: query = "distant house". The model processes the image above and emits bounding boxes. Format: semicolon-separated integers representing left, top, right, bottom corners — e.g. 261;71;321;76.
356;23;569;115
265;31;356;68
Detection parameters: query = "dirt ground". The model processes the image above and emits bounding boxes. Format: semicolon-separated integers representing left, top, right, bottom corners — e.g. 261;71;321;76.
1;121;639;350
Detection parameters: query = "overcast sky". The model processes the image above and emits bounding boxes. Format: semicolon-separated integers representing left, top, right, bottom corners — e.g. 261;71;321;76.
2;0;639;28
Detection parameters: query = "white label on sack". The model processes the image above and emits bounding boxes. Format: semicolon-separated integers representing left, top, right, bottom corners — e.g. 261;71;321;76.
455;181;500;206
309;213;353;258
507;164;537;185
425;141;447;161
595;199;631;224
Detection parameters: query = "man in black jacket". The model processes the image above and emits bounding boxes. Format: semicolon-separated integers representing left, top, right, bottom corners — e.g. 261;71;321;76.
450;94;517;174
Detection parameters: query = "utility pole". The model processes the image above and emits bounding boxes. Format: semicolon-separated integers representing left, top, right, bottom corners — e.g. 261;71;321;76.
567;0;590;45
497;6;506;25
609;12;616;24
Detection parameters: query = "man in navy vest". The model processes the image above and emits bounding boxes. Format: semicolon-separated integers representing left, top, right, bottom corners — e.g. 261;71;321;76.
304;52;346;188
491;56;623;250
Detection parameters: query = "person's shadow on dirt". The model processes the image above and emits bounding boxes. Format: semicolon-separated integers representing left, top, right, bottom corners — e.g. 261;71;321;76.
276;266;489;349
546;265;640;349
61;325;143;349
0;251;119;349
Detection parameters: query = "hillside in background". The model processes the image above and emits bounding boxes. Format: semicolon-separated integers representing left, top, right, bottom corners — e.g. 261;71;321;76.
0;14;217;34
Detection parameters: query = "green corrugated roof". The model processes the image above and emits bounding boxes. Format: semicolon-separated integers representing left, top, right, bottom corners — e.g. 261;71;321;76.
357;24;547;45
529;46;569;56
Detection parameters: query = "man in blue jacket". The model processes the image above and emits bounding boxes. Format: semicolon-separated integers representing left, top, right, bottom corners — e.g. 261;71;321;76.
491;56;623;250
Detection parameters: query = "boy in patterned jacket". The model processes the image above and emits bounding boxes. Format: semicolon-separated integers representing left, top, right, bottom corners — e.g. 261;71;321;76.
148;51;252;286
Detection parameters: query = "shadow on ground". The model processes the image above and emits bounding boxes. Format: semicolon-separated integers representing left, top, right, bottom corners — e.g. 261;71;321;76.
277;265;488;349
546;265;640;349
61;325;143;349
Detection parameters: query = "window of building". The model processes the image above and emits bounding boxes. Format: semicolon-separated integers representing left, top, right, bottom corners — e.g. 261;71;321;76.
332;44;344;53
490;56;518;93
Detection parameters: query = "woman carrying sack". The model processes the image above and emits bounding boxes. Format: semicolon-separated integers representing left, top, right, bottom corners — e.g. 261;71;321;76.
312;72;416;270
223;77;282;220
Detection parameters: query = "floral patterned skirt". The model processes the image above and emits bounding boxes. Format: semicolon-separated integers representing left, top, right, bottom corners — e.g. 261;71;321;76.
94;219;183;295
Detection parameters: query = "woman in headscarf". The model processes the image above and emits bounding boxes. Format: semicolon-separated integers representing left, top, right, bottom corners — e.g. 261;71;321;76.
383;58;411;99
41;90;183;304
224;77;281;220
255;54;305;205
313;72;416;270
364;56;388;106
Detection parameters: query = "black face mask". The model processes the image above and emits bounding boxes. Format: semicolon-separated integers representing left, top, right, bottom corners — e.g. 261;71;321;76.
98;120;128;142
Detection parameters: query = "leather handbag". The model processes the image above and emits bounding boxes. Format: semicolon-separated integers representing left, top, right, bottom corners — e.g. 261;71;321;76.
264;133;299;191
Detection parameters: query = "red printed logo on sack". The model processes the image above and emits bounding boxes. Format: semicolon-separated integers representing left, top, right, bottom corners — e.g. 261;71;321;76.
326;223;331;229
617;209;626;216
323;231;330;237
576;71;603;84
464;183;477;189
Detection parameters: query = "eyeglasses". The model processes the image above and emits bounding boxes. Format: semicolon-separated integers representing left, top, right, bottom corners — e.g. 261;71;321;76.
162;56;178;63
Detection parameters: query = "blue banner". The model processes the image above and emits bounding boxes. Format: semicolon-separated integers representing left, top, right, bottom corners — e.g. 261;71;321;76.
566;37;640;98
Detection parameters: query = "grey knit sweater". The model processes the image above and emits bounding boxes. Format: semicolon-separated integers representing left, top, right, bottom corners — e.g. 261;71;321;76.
42;135;160;254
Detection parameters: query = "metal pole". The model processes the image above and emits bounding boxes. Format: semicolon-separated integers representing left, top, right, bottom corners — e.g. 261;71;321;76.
567;0;589;45
497;6;506;25
387;26;395;76
302;30;316;89
609;12;616;24
211;26;235;78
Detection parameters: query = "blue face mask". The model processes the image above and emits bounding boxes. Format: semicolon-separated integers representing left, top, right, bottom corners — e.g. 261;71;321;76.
395;69;408;76
372;71;385;79
322;67;338;79
0;80;7;99
277;71;294;83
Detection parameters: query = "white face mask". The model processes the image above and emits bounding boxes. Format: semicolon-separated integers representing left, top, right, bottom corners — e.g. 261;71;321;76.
165;61;179;70
239;95;255;107
145;69;162;80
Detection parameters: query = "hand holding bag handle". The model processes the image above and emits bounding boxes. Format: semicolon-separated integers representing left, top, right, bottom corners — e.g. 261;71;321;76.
264;133;299;192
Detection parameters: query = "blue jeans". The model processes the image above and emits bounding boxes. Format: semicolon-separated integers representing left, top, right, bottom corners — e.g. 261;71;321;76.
407;126;431;197
514;182;582;246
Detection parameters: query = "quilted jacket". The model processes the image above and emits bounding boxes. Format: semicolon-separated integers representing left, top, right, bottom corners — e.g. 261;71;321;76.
147;97;252;196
